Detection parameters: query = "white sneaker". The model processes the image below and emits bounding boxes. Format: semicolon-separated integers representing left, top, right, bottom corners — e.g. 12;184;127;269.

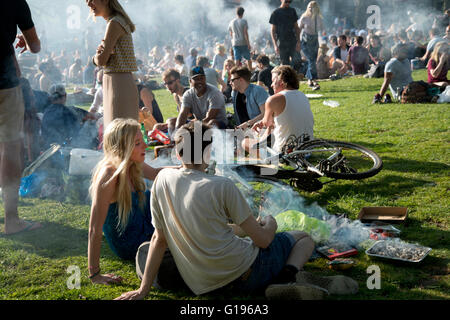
265;283;327;300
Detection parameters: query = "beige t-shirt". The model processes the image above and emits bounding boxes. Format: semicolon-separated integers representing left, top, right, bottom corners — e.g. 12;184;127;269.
151;168;259;295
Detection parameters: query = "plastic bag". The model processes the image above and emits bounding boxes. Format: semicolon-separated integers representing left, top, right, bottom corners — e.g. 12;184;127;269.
275;210;332;243
437;86;450;103
323;100;340;108
19;171;48;198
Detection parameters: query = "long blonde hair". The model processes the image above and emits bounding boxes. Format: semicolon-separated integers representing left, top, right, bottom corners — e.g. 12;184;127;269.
302;1;323;19
109;0;135;32
90;0;136;33
222;58;235;82
430;42;449;65
90;118;145;231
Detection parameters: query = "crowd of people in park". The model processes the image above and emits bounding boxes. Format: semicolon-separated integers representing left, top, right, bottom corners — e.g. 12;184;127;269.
1;0;449;301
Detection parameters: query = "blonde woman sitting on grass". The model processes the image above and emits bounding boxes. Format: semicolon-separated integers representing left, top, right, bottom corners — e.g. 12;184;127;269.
87;118;181;286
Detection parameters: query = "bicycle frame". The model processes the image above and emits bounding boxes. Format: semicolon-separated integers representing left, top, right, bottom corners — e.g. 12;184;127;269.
257;145;345;178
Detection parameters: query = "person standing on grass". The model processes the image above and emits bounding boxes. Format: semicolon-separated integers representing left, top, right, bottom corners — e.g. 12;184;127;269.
269;0;301;71
116;121;321;300
86;0;139;130
298;1;323;90
88;118;184;287
1;0;41;235
228;6;252;71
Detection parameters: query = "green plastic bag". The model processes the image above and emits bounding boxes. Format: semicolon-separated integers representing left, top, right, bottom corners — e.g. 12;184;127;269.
275;210;331;243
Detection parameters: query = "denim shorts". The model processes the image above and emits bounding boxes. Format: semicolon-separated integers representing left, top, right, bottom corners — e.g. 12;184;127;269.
233;45;251;61
235;232;296;293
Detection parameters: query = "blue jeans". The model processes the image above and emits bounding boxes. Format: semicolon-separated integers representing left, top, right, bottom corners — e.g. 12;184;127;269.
234;232;296;293
301;34;319;80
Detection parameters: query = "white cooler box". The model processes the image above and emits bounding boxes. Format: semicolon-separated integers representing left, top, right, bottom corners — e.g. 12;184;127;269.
69;148;104;176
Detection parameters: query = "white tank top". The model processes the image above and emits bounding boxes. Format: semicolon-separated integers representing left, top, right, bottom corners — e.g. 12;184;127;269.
273;90;314;152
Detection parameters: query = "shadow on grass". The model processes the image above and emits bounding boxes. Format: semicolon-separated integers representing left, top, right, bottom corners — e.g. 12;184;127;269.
0;219;121;261
318;140;396;151
398;217;450;251
305;174;429;205
380;156;450;175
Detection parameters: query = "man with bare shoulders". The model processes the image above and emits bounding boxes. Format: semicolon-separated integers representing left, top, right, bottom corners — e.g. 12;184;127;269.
1;0;41;235
244;65;314;155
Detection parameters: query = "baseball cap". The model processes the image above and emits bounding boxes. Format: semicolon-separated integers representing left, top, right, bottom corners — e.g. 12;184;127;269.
190;66;205;79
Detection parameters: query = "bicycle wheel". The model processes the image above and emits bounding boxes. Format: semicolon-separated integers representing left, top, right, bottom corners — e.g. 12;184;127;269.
297;140;383;180
235;176;292;218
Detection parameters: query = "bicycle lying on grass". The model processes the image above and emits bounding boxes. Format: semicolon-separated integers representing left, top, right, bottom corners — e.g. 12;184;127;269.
230;134;383;192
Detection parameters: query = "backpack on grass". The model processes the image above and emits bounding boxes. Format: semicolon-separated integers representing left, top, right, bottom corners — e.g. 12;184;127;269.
401;81;433;104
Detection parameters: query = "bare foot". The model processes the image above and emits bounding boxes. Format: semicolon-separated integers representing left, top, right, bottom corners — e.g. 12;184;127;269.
4;219;42;235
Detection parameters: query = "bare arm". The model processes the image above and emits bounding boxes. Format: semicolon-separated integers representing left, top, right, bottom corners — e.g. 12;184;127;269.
94;21;125;67
115;228;168;300
271;25;279;54
140;88;154;115
16;27;40;54
252;94;285;134
88;166;122;284
217;74;227;92
202;107;221;124
239;215;277;249
420;50;431;62
379;72;393;97
142;162;163;180
236;103;266;130
244;26;251;50
175;106;191;129
430;55;448;78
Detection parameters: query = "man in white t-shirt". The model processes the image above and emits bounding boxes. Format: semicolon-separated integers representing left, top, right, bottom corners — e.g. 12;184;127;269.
116;121;322;300
228;6;252;71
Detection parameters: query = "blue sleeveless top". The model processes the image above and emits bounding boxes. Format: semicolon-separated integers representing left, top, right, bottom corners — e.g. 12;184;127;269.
103;190;154;260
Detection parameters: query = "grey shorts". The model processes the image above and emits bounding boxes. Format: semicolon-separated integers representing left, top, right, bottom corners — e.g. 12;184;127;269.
0;86;24;143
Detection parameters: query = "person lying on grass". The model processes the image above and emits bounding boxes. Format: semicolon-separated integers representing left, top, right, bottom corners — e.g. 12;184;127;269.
116;121;320;300
88;118;181;285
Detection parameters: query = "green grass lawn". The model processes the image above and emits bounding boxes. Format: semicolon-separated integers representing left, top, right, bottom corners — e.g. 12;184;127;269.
0;70;448;300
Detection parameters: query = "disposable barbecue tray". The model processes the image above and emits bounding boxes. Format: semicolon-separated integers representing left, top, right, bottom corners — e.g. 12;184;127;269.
366;240;431;263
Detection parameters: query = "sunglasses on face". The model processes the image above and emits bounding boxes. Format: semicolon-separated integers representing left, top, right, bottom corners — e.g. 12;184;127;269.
230;77;241;83
164;79;176;86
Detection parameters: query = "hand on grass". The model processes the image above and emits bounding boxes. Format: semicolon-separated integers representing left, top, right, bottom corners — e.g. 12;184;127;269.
115;289;146;300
